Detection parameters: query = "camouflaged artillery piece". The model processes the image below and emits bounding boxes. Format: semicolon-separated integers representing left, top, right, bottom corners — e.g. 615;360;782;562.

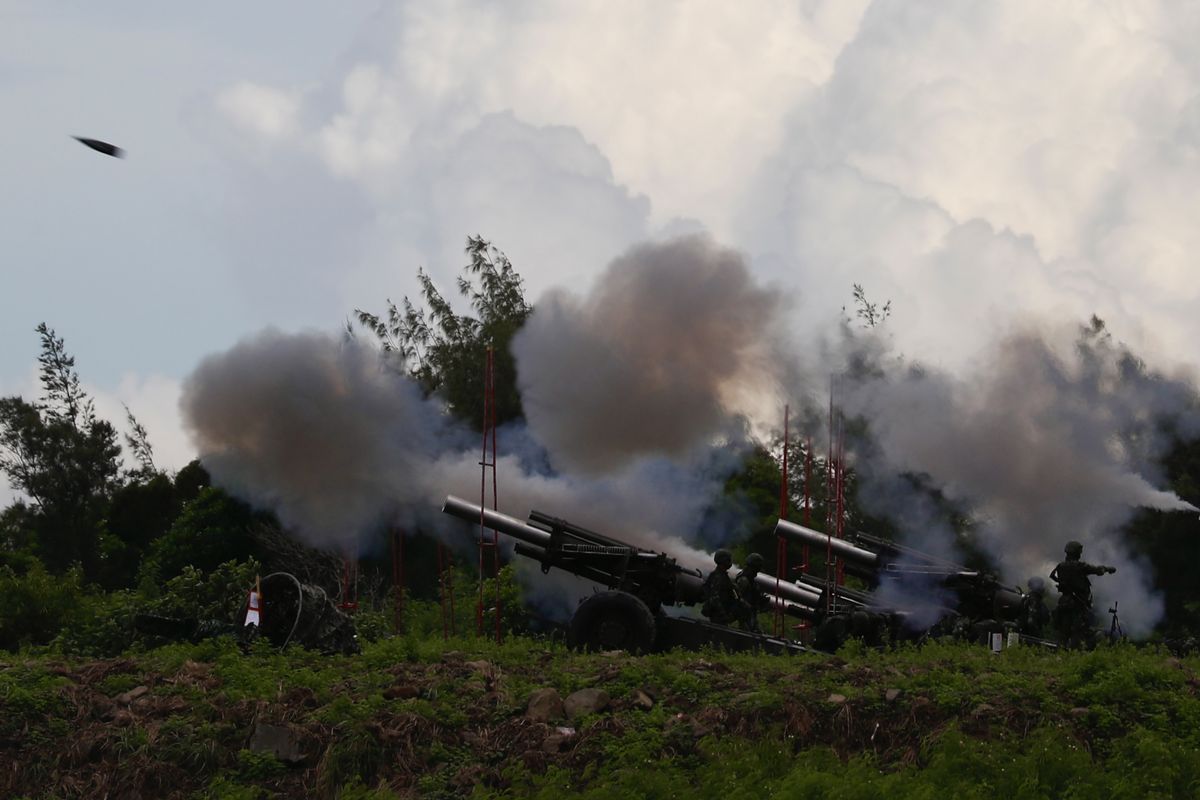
442;495;817;655
773;518;1048;648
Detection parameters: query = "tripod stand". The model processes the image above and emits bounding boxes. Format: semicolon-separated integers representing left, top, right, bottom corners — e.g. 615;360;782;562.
1108;600;1125;643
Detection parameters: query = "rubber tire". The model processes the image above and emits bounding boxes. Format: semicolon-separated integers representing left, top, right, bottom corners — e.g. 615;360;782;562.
567;590;658;654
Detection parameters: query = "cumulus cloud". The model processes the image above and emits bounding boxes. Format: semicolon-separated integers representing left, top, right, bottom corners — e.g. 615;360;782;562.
198;0;1200;378
743;1;1200;365
216;82;302;141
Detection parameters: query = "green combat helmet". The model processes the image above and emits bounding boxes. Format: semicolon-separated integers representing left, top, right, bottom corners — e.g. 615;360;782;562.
744;552;764;572
1065;540;1083;559
714;549;733;568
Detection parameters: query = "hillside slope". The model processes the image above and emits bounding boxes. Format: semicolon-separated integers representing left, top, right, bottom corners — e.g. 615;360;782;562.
3;637;1199;799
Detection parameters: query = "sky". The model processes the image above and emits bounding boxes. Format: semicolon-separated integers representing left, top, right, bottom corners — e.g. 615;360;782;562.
5;0;1200;508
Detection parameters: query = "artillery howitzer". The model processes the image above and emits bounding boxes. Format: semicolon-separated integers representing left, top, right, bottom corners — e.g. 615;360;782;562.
442;496;817;655
775;518;1039;646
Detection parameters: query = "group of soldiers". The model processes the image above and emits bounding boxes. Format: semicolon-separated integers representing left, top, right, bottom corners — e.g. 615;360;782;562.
1012;540;1117;646
700;549;771;632
699;539;1118;648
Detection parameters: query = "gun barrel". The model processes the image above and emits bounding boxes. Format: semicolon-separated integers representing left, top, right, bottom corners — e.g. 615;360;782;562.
754;573;822;606
442;495;552;548
768;596;819;621
775;519;880;567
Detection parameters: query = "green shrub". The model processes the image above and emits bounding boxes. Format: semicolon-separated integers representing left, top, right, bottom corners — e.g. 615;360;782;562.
0;560;88;650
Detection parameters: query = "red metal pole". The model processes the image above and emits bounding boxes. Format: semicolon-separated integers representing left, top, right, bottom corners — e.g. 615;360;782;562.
391;528;405;633
803;436;812;572
826;387;834;613
478;347;502;643
446;551;456;637
490;348;501;644
835;415;846;587
340;553;359;612
775;405;789;637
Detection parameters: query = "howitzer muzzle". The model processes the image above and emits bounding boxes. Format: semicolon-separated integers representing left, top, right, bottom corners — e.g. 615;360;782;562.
754;573;822;606
769;596;819;621
442;495;552;548
774;519;881;568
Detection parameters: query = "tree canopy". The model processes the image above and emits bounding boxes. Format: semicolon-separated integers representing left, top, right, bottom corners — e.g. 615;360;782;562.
354;235;531;430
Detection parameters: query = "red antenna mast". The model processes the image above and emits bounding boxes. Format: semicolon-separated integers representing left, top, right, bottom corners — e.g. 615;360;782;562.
774;405;789;637
391;527;405;633
477;346;502;642
825;384;836;613
340;542;359;613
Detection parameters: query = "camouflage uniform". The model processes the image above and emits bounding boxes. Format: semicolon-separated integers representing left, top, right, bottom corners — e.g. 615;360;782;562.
702;550;750;626
1018;577;1052;639
733;553;770;633
1049;541;1115;648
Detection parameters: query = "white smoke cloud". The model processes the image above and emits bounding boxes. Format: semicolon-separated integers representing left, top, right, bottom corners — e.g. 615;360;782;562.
835;322;1200;635
179;328;747;565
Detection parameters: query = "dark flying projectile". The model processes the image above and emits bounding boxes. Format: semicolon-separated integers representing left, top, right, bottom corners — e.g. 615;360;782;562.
73;136;124;158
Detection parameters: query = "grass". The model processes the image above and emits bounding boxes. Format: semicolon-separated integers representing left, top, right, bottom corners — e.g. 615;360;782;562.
4;635;1200;797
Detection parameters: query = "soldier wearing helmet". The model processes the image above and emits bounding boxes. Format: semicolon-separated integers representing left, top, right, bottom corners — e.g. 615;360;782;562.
701;549;750;626
1018;576;1051;639
1049;540;1116;648
733;553;770;633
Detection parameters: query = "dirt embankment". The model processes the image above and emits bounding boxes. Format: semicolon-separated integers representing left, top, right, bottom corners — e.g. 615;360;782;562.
2;642;1194;798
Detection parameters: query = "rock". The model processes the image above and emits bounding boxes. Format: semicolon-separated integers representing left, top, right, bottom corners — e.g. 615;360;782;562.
1070;707;1090;718
564;688;611;719
885;688;902;702
384;684;420;700
826;693;847;705
526;688;565;722
248;722;306;765
631;689;655;710
115;686;150;705
543;728;576;753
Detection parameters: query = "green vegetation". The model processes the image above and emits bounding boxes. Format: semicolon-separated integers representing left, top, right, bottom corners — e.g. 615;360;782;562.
4;246;1200;797
3;636;1200;798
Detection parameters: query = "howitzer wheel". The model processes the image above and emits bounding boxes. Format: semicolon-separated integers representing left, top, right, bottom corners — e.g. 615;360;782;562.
567;590;657;654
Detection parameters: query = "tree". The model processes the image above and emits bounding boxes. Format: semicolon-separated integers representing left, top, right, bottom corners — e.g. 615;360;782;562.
844;283;892;328
0;324;122;575
355;236;531;429
138;486;267;585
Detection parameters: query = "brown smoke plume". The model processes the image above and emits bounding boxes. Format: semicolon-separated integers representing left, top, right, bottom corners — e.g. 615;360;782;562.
180;329;459;551
180;326;749;566
512;234;789;474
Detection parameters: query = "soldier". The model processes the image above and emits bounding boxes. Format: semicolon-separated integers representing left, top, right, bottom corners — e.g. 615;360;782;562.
1017;577;1051;639
1049;540;1116;648
701;549;750;626
733;553;771;632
